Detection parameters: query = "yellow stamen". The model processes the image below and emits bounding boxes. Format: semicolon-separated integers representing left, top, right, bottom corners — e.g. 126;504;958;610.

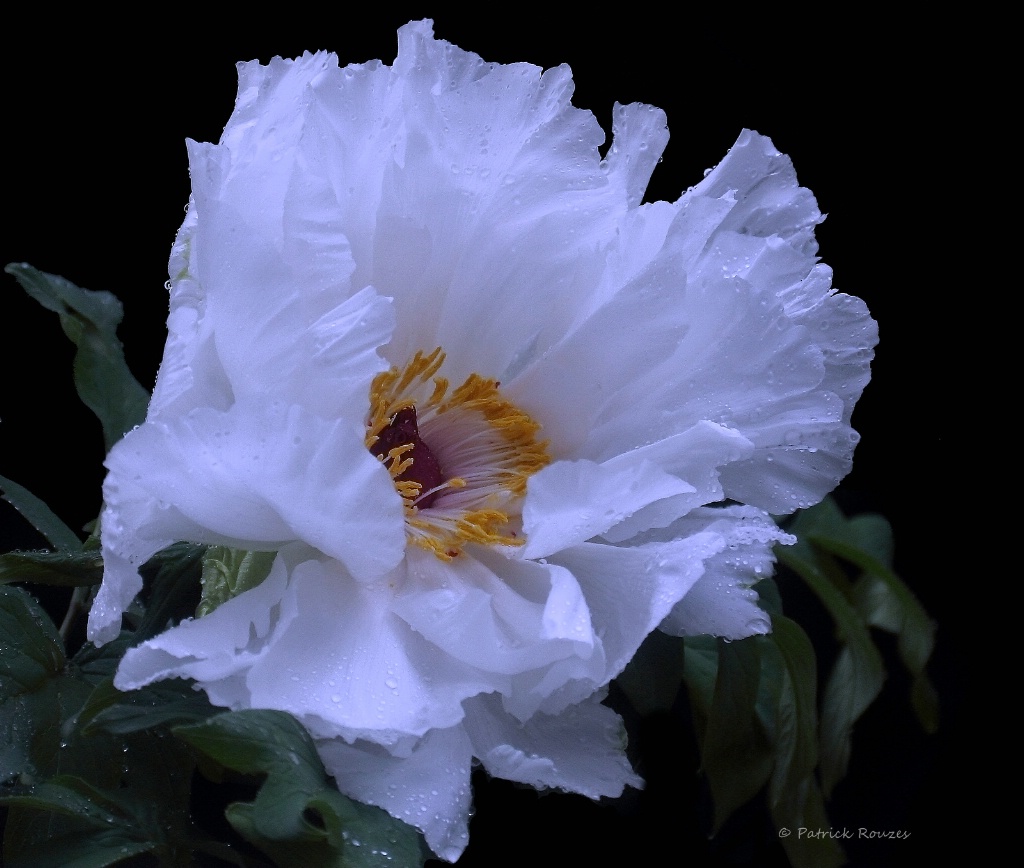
366;348;550;559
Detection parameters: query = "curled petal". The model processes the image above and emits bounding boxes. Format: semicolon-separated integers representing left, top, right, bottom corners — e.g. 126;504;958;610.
317;725;474;863
464;690;643;799
114;551;294;689
654;505;793;639
521;458;694;559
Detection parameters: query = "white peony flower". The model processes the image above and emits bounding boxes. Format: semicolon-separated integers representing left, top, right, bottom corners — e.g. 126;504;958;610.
86;20;876;861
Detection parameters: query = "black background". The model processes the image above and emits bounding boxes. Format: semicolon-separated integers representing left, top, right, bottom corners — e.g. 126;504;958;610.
3;9;964;867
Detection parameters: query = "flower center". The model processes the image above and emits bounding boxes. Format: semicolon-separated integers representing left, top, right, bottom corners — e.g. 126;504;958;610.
365;348;550;560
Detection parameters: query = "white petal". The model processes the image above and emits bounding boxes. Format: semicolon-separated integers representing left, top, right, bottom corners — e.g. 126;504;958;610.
603;102;670;209
317;724;474;863
102;401;404;585
718;267;877;512
118;552;493;748
537;129;875;519
546;536;713;689
393;546;599;678
464;691;643;799
505;247;693;456
291;20;654;385
213;52;340;247
243;558;489;745
676;131;875;511
393;547;613;723
689;129;821;249
199;405;395;573
599;421;754;543
148;204;236;420
377;23;618;375
521;458;693;559
89;438;193;645
190;148;396;419
655;506;791;639
777;268;876;411
113;551;293;689
87;548;154;646
185;56;401;419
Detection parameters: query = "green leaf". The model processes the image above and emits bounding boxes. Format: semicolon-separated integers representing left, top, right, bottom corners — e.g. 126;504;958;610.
2;774;133;828
680;635;719;747
763;616;844;868
616;629;687;716
701;637;773;832
1;678;221;865
844;513;895;567
69;633;134;682
776;545;886;795
789;497;939;733
0;586;65;697
786;496;888;562
753;576;784;617
134;543;206;644
0;776;161;867
843;551;939;733
765;617;817;809
819;644;885;795
1;587;66;782
5;263;150;451
80;677;217;736
0;473;83;552
175;710;428;867
0;662;134;860
1;591;138;853
2;725;229;867
3;830;154;868
0;587;103;777
0;550;103;587
0;595;227;866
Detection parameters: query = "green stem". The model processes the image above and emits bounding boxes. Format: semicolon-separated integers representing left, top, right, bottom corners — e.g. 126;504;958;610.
59;585;88;640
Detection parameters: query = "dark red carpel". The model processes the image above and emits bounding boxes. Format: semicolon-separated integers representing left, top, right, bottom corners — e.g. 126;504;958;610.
370;407;445;508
